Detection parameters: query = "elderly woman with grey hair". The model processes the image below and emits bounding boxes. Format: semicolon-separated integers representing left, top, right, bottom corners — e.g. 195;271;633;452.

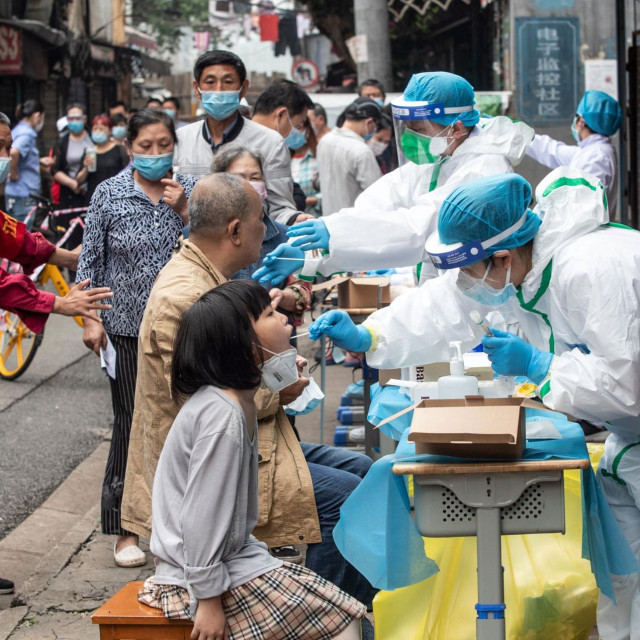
210;145;311;325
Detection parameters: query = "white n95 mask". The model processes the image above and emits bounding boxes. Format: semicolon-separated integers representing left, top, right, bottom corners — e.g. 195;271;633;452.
259;346;299;393
284;377;325;415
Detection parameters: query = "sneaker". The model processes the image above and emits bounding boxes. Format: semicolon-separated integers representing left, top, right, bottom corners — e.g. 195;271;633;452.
114;542;147;568
0;577;14;595
269;546;303;564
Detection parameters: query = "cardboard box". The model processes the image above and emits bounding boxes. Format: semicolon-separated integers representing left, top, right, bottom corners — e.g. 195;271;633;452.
312;276;390;310
379;396;548;459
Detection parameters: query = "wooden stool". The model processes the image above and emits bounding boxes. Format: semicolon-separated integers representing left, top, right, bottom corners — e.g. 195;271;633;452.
92;581;193;639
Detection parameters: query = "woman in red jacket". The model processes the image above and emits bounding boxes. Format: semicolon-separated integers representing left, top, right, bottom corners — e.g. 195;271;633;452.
1;112;112;333
0;208;112;332
0;111;112;595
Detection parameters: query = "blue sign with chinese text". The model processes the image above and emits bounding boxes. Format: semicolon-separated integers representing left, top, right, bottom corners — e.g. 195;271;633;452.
516;17;580;125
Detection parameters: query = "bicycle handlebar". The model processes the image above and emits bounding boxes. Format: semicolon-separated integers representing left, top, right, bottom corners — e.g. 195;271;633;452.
29;193;52;208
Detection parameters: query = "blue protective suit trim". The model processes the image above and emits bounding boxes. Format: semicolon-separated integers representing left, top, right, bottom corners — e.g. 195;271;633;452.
475;603;506;619
333;407;639;600
367;383;414;441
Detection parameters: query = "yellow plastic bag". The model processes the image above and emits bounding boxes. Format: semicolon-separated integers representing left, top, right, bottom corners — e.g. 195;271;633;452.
373;468;599;640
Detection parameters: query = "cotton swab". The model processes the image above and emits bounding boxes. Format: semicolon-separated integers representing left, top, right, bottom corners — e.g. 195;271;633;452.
289;331;310;340
265;257;306;261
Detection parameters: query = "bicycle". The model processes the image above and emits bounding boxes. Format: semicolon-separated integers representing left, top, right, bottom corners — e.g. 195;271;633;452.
0;195;87;380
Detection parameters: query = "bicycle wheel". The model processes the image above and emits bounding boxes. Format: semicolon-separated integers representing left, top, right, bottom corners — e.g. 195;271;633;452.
0;311;43;380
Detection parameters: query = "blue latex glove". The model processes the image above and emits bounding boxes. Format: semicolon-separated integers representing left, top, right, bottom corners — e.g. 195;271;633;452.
308;310;372;352
252;243;304;285
481;328;553;384
287;219;330;250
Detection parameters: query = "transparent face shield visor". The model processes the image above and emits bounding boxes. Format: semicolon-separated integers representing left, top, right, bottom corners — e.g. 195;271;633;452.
391;98;474;166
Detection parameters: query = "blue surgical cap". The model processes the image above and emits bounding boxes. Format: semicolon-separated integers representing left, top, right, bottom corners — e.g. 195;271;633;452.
438;174;542;255
403;72;480;127
577;90;622;137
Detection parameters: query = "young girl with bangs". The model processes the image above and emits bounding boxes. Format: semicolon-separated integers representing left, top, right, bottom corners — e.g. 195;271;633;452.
139;279;365;640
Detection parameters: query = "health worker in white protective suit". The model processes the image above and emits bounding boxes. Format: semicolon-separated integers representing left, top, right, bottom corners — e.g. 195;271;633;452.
308;168;640;640
252;71;534;287
527;90;621;215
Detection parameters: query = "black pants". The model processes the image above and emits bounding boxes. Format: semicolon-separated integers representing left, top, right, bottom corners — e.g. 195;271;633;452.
101;333;138;536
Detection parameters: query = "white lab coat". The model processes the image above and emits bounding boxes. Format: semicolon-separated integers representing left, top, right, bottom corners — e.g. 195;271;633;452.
301;116;534;282
361;167;640;638
527;132;618;215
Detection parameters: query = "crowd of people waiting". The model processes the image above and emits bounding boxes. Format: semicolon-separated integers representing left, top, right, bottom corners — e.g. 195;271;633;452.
0;44;633;640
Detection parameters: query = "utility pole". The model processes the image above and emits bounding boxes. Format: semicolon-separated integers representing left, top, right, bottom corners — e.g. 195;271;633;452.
353;0;393;90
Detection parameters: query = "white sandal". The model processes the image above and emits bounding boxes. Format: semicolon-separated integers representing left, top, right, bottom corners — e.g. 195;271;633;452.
113;542;147;568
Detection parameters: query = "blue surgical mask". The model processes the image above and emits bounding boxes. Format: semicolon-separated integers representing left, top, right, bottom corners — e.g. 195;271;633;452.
200;89;240;120
132;152;174;181
91;131;109;145
112;125;127;140
68;121;84;134
0;157;9;184
286;126;307;150
456;263;516;306
373;98;384;107
163;108;176;120
363;121;375;142
571;117;580;143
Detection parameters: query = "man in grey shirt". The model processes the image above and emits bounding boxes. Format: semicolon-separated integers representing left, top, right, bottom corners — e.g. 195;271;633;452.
317;97;383;217
175;50;305;226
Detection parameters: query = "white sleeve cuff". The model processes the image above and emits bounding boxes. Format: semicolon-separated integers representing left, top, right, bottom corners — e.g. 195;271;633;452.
300;252;322;278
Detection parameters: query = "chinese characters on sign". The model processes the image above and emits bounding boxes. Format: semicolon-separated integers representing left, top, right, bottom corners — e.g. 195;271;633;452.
0;25;21;75
516;18;579;125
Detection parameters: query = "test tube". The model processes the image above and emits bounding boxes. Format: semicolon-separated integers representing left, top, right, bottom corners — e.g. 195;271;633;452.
469;310;492;336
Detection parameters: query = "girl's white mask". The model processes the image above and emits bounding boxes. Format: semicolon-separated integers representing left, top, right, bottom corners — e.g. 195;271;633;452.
258;345;299;392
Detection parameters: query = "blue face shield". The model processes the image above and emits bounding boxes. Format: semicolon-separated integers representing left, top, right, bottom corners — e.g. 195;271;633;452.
200;89;240;120
0;157;10;184
132;152;174;181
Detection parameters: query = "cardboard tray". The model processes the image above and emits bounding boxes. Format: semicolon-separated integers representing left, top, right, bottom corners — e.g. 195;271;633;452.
379;396;551;459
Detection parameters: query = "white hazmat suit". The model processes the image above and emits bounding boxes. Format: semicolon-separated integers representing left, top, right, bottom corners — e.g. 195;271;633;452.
361;167;640;639
301;116;533;283
527;132;618;214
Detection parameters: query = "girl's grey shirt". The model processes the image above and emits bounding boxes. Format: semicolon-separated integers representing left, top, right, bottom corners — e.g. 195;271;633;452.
150;386;282;600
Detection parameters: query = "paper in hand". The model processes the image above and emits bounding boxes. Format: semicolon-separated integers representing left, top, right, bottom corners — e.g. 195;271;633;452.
100;335;117;379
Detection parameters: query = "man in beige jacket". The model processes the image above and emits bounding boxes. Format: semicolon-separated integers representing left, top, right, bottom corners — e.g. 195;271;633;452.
122;173;377;615
121;173;320;550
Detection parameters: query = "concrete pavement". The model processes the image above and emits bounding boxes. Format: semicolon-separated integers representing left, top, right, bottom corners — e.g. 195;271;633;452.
0;326;600;639
0;312;112;540
0;332;358;639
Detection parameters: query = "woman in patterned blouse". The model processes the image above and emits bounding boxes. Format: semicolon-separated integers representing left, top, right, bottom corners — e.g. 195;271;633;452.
76;109;197;568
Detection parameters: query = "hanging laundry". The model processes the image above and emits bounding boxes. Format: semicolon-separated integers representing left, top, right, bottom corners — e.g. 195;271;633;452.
194;31;211;51
259;13;280;42
296;13;312;39
243;14;252;38
275;14;301;56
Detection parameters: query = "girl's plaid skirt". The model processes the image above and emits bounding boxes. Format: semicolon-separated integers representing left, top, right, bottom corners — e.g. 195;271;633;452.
138;562;366;639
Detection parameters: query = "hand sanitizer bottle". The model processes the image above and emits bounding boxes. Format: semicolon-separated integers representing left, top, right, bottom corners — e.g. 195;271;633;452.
437;341;479;399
